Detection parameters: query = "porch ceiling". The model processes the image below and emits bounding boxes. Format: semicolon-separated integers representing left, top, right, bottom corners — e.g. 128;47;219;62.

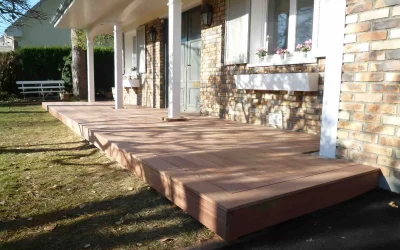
55;0;202;35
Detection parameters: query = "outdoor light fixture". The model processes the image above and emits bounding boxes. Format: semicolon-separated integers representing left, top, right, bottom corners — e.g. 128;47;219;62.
201;3;213;27
149;26;157;42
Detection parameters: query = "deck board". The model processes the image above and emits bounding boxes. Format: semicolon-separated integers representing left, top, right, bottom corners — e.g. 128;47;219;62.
43;102;380;241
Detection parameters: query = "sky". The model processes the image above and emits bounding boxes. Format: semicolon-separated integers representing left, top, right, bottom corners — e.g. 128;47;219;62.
0;0;40;35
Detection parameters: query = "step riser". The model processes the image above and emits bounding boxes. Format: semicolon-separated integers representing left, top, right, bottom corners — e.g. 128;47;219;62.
227;172;379;240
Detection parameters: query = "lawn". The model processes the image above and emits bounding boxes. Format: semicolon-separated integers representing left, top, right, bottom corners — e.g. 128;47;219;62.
0;105;214;250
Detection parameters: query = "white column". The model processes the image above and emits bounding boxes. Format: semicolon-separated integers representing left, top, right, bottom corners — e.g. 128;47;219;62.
86;32;95;103
319;0;346;158
114;22;124;109
168;0;182;118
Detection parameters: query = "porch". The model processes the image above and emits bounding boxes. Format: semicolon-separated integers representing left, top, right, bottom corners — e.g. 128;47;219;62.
42;102;379;241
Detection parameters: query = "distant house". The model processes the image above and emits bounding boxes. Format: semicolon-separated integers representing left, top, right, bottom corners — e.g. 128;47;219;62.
2;0;70;50
0;35;15;52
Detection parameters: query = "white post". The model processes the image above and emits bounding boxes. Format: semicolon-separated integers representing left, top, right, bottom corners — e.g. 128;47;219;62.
114;22;124;109
86;31;95;103
168;0;182;119
319;0;346;158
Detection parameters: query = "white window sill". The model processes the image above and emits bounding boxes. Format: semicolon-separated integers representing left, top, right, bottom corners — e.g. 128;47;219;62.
248;53;318;68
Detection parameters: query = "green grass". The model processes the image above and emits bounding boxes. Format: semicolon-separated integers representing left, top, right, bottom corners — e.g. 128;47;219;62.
0;105;214;250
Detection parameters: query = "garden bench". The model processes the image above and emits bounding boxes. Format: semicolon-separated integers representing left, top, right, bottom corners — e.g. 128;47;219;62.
17;80;65;100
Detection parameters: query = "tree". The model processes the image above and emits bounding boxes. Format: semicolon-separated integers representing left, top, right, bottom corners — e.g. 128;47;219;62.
0;0;46;26
71;29;87;100
70;30;113;99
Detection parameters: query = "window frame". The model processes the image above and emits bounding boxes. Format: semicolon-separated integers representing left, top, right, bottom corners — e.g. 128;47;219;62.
123;32;138;77
225;0;251;65
226;0;321;67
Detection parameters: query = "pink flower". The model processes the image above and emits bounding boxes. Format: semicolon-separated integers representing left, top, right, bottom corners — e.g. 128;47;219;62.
296;44;302;49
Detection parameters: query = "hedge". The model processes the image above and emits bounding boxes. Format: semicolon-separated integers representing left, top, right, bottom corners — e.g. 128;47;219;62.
93;47;114;93
0;46;114;95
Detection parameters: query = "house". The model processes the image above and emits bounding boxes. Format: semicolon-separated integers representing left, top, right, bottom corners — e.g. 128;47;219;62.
0;35;15;52
51;0;400;239
3;0;70;50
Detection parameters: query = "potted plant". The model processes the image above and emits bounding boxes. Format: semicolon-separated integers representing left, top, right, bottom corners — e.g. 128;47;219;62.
105;88;113;99
296;39;312;58
256;48;268;63
60;84;73;101
276;48;290;61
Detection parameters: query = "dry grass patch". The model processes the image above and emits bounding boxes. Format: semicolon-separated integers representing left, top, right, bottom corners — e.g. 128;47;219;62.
0;105;213;250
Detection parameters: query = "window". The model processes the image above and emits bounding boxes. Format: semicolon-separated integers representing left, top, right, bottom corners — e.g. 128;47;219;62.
295;0;314;47
267;0;290;53
123;34;138;75
266;0;314;57
227;0;326;66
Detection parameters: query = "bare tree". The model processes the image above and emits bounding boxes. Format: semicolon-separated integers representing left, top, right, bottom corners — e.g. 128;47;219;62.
0;0;47;26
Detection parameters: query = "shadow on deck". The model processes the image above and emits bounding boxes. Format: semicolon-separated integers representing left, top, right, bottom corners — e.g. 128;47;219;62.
42;102;380;241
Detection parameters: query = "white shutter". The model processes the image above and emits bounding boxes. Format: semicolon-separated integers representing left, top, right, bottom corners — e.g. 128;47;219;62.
312;0;330;57
249;0;268;64
132;37;137;71
137;26;146;73
225;0;251;65
124;35;133;74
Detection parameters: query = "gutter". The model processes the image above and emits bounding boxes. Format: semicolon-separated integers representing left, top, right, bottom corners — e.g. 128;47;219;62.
51;0;74;25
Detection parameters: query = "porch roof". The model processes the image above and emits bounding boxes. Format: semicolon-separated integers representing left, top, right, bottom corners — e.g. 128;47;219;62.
53;0;202;35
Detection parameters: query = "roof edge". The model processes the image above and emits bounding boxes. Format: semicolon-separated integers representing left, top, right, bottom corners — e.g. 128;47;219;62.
51;0;74;26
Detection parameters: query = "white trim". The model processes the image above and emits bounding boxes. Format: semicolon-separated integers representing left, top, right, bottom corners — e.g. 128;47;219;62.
136;26;146;74
235;73;319;92
249;0;268;64
114;23;124;110
86;31;95;103
319;0;346;158
168;0;182;118
287;0;297;52
249;51;317;67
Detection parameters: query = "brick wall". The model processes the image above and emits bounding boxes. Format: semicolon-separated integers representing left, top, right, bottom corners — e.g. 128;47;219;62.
200;0;325;134
338;0;400;176
125;18;166;108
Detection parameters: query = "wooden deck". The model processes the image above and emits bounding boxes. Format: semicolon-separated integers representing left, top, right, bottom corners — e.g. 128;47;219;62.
43;102;380;241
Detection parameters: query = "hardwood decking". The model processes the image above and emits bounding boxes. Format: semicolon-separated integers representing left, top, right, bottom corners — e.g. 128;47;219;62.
43;102;380;241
